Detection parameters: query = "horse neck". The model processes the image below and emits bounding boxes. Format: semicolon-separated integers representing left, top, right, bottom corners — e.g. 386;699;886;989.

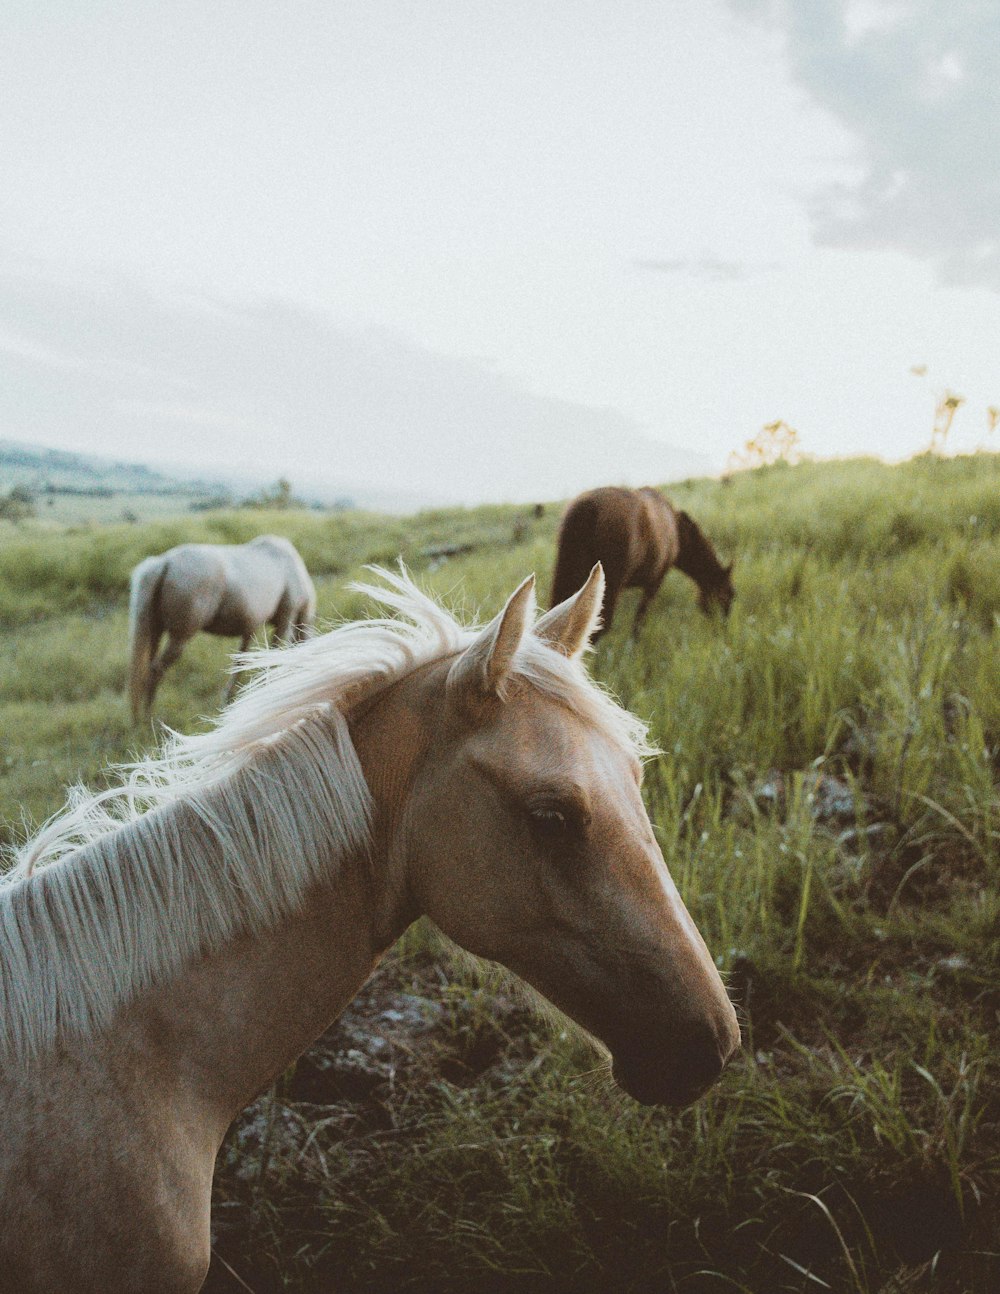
115;667;442;1129
120;845;382;1131
674;512;725;590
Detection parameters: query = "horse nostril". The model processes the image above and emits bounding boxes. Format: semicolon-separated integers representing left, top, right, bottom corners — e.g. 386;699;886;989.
610;1009;742;1107
684;1043;727;1092
672;1017;740;1097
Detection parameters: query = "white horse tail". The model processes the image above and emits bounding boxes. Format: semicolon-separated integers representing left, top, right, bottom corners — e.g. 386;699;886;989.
128;556;166;721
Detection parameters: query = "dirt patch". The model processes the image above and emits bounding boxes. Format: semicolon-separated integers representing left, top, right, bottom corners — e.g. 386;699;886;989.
207;953;543;1291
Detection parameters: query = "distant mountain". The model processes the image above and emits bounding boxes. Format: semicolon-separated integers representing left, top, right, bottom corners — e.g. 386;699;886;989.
0;269;711;508
0;439;209;494
0;439;240;504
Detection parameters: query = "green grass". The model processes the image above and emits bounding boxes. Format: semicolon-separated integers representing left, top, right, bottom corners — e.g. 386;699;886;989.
2;454;999;1292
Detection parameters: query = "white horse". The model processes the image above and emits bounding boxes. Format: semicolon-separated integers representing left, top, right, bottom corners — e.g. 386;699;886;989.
0;566;739;1293
128;534;316;719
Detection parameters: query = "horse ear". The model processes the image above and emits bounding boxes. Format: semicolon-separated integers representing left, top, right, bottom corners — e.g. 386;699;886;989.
725;561;734;576
448;574;536;699
535;563;604;658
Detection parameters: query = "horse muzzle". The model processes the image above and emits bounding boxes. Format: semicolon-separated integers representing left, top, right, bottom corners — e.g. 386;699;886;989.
610;1020;741;1108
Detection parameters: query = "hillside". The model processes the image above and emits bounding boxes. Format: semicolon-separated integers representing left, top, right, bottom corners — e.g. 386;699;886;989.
1;454;999;1292
0;438;233;525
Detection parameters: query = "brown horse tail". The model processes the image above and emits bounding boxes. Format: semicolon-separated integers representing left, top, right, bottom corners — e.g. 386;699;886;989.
551;496;600;608
128;556;166;721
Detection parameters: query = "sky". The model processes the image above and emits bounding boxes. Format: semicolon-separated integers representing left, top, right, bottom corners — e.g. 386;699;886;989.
2;0;999;502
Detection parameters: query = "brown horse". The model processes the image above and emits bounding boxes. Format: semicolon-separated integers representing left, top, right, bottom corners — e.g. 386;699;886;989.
0;566;739;1293
551;486;733;637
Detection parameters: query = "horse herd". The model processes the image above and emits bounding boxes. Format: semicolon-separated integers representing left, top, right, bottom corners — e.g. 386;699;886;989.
0;485;736;1293
128;485;734;719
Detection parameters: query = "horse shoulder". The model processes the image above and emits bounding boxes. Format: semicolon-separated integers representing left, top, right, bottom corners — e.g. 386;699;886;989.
646;492;680;564
248;538;301;584
0;1047;213;1293
250;534;302;564
163;543;229;584
239;535;306;580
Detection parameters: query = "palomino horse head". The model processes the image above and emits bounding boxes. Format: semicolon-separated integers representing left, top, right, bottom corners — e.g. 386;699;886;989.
403;566;740;1107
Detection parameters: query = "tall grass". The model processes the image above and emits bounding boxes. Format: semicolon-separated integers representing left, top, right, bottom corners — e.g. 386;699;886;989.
1;454;999;1291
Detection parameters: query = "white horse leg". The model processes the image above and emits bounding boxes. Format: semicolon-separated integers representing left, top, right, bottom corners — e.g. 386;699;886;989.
293;600;315;641
138;629;163;720
223;634;253;703
271;610;295;646
147;633;190;715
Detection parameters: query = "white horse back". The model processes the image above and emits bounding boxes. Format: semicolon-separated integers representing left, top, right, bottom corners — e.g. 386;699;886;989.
158;539;312;637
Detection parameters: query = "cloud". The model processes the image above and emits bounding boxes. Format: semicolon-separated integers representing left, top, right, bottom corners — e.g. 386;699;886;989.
633;256;761;282
728;0;1000;290
0;260;710;506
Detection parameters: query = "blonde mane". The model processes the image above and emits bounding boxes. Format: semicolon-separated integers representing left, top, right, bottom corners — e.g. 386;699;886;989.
0;568;654;1059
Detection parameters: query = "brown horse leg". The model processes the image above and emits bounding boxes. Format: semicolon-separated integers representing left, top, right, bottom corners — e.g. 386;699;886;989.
223;634;253;703
632;586;657;639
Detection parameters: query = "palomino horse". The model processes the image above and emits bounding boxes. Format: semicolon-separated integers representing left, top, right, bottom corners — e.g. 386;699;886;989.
128;534;316;719
0;566;739;1294
551;486;734;637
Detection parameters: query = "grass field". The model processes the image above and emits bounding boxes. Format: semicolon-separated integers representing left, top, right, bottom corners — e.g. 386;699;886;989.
1;455;999;1292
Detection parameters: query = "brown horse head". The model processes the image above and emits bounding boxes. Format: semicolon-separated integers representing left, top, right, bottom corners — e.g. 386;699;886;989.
676;511;734;617
697;560;735;617
403;566;741;1107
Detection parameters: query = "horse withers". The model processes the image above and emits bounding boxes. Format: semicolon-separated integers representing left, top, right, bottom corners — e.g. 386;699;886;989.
551;486;734;637
0;565;739;1293
128;534;316;719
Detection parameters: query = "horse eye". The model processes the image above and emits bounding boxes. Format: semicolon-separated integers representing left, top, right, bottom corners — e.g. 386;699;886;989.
528;805;568;834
